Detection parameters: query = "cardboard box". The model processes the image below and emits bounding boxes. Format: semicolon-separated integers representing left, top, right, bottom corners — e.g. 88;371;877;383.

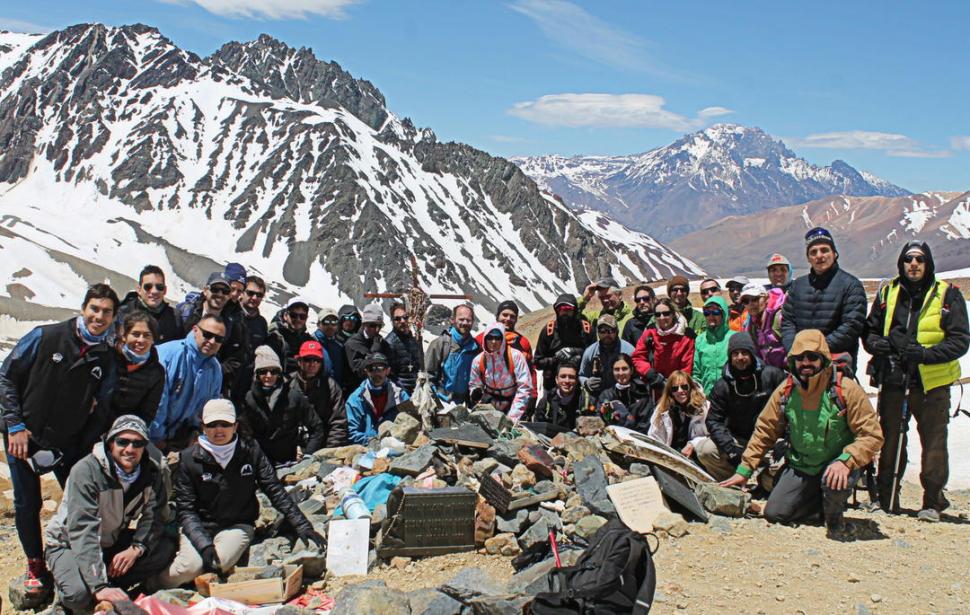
208;565;303;605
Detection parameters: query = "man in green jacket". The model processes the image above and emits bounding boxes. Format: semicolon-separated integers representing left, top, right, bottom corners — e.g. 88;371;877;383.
578;277;633;333
693;296;735;395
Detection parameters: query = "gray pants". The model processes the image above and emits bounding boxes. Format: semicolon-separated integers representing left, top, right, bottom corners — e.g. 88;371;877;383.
763;464;859;524
158;524;254;588
47;535;176;611
695;436;745;481
877;386;950;511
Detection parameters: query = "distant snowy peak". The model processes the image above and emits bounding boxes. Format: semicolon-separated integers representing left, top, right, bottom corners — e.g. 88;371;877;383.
514;124;910;241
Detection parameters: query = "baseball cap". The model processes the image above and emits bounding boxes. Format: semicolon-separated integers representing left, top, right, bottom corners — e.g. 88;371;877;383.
286;296;309;310
766;253;791;269
224;262;246;285
726;276;750;288
740;283;767;299
298;340;325;359
107;415;149;441
202;399;236;425
206;272;231;288
364;352;389;369
317;307;338;323
598;314;618;330
361;304;384;325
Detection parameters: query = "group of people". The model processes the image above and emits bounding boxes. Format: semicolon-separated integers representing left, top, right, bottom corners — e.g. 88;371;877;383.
0;226;966;609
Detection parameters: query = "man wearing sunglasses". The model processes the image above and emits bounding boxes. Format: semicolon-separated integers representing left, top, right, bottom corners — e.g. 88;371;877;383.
177;272;250;398
345;304;392;393
233;275;270;408
725;276;749;332
116;265;184;344
781;227;867;370
534;294;595;394
740;283;786;369
45;415;174;611
151;314;225;450
290;341;348;447
267;296;315;374
722;330;883;539
579;314;634;397
314;308;351;393
864;241;969;521
384;304;423;394
667;275;707;336
622;285;657;346
337;305;362;344
346;353;411;445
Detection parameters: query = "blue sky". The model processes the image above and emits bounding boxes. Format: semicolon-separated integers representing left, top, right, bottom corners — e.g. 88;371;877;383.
3;0;968;192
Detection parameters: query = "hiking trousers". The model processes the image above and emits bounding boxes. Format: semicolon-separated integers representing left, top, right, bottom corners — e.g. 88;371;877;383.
876;385;950;511
763;464;859;524
158;524;254;588
695;436;745;481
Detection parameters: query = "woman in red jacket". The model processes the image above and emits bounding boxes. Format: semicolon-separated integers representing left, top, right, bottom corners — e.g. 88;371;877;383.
632;298;695;390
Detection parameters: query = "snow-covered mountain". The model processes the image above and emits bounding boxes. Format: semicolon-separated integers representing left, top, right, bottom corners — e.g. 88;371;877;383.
0;24;702;319
670;191;970;277
514;124;910;241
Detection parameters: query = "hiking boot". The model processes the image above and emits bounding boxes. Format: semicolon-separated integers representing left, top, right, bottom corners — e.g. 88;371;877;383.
917;508;940;523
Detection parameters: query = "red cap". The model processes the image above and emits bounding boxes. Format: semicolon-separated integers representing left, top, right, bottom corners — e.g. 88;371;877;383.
297;340;324;359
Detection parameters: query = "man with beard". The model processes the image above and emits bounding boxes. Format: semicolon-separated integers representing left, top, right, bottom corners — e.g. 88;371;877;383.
290;341;347;447
425;304;479;403
384;304;423;394
533;294;595;394
116;265;183;344
579;315;634;398
864;241;969;520
667;276;706;336
722;330;883;539
344;305;392;393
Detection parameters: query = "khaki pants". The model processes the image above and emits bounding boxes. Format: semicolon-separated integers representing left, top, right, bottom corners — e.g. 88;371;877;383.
158;524;254;588
695;436;742;481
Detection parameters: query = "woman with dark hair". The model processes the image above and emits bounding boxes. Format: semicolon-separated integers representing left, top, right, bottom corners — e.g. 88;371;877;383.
647;370;709;458
110;312;165;425
595;354;654;433
532;361;589;430
632;298;695;389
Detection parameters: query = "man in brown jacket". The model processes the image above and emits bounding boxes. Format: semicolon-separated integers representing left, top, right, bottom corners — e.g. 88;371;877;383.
722;330;883;539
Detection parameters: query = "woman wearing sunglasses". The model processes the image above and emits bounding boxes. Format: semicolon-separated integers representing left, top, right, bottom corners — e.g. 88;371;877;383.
693;295;736;396
596;354;655;434
632;298;695;391
647;371;709;460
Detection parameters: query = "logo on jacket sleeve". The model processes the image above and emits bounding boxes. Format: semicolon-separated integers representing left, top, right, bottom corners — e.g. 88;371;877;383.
52;353;63;363
90;366;103;380
240;464;254;477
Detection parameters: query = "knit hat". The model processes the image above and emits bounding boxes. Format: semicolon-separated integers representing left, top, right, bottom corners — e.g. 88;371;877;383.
317;307;338;323
740;282;767;299
766;253;791;269
206;271;231;289
224;262;246;285
495;300;519;317
597;314;618;331
254;345;281;371
107;414;149;442
364;352;389;369
297;340;324;359
553;293;577;309
667;275;690;296
728;333;758;361
805;227;836;253
361;304;384;325
202;399;236;424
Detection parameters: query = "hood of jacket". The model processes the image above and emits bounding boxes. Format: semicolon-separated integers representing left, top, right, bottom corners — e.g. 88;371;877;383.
702;296;731;340
896;240;936;292
787;329;833;409
482;322;507;355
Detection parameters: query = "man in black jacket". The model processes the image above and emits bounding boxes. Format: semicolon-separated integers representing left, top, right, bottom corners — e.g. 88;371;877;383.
0;283;120;594
533;294;595;393
697;334;786;480
233;275;270;408
290;341;348;448
622;285;656;346
383;303;423;394
159;399;324;587
781;227;868;369
337;305;361;343
267;297;314;374
344;304;391;393
864;241;970;520
115;265;184;344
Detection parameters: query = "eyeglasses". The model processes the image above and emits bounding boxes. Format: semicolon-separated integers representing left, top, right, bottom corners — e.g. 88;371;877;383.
256;368;282;377
204;421;233;429
208;286;230;296
198;329;226;344
288;312;308;321
702;308;723;317
669;287;688;295
245;290;265;298
392;316;408;322
654;310;672;318
903;254;925;264
671;384;690;392
142;283;166;292
793;351;823;362
635;295;653;303
700;287;719;296
114;437;148;449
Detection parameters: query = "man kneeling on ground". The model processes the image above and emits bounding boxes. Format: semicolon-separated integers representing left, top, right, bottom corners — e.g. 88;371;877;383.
159;399;324;587
46;416;174;611
721;330;883;539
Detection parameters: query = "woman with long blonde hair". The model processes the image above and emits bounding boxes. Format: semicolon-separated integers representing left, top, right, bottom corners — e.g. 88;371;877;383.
648;370;709;458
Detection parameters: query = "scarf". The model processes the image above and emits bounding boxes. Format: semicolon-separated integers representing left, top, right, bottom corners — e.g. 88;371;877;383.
76;315;109;346
122;344;151;365
198;434;238;469
113;461;141;492
615;381;631;390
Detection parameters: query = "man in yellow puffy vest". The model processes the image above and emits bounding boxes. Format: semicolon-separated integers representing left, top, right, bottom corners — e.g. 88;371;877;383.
864;241;969;521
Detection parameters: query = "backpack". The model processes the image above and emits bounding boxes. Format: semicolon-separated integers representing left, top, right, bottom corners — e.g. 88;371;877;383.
547;318;592;337
532;518;657;615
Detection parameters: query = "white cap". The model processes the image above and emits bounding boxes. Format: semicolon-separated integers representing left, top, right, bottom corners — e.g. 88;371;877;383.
286;296;309;309
202;399;236;424
740;282;767;299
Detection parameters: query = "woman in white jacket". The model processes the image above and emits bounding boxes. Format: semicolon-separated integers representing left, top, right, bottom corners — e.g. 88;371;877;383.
469;322;534;422
647;369;709;458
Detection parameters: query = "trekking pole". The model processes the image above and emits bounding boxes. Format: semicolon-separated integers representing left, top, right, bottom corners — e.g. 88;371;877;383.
888;365;911;513
549;530;562;568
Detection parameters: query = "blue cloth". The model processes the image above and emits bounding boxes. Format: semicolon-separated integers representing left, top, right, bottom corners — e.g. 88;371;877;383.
335;474;404;515
151;332;223;442
76;315;110;345
314;331;344;383
122;344;151;364
345;380;410;445
437;327;478;401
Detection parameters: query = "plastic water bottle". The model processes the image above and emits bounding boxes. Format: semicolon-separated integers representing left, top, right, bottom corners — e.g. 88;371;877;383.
340;490;371;520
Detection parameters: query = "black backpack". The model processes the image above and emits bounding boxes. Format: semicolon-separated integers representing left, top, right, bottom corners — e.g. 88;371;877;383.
532;518;657;614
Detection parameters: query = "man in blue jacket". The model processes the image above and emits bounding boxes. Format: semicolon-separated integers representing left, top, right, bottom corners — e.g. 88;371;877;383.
346;353;410;445
425;304;479;403
151;314;225;451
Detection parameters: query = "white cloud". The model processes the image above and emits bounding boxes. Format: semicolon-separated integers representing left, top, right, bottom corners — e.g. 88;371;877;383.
510;0;653;72
159;0;358;20
950;136;970;151
508;93;725;131
697;106;734;119
0;17;52;33
887;149;952;159
796;130;917;150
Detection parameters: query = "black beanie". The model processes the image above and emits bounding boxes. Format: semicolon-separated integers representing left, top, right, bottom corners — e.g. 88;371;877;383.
728;333;758;360
496;300;520;317
554;293;578;309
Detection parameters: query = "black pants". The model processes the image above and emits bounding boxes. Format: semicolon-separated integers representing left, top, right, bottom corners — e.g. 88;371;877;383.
763;464;859;524
877;385;950;511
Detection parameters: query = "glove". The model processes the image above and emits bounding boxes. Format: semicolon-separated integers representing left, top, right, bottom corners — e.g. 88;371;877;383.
200;545;221;573
888;329;910;353
555;347;579;363
611;402;633;427
585;377;601;393
469;387;484;405
300;530;327;552
902;343;925;365
644;369;666;391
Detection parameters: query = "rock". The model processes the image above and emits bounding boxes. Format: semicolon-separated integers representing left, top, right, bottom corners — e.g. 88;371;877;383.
573;457;615;517
629;463;652;477
475;500;496;546
334;580;410;615
507;550;583;595
390;556;412;570
371;504;387;528
313;444;368;463
709;517;733;534
517;444;554;478
533;480;559;495
255;493;284;535
473;458;499;476
469;405;512;437
284;549;327;578
390;445;437;477
559;434;600;462
496;509;530;534
440;567;507;601
407;588;463;615
893;538;911;549
299;497;326;516
694;483;750;517
870;594;882;603
254;565;285;579
653;511;689;537
575;416;605;436
275;607;315;615
248;536;293;566
390;413;421;444
518;518;552;551
276;457;318;481
378;421;395;439
151;588;197;606
574;515;607;540
466;594;533;614
486;439;525;467
485;533;521;556
561;505;590;525
511;464;536;489
8;574;53;611
315;461;341;480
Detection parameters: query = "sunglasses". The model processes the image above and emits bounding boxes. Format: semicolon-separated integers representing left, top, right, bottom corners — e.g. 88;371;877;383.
198;329;226;344
669;287;688;294
793;352;823;362
700;287;720;296
299;356;322;363
256;368;282;377
288;312;308;321
204;420;234;429
392;316;408;322
341;315;360;322
741;296;760;304
654;310;672;318
597;327;617;333
114;437;148;449
903;254;925;264
208;286;230;296
366;364;387;372
703;308;723;317
142;283;166;292
671;383;691;392
245;290;265;298
321;319;338;326
635;295;654;303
